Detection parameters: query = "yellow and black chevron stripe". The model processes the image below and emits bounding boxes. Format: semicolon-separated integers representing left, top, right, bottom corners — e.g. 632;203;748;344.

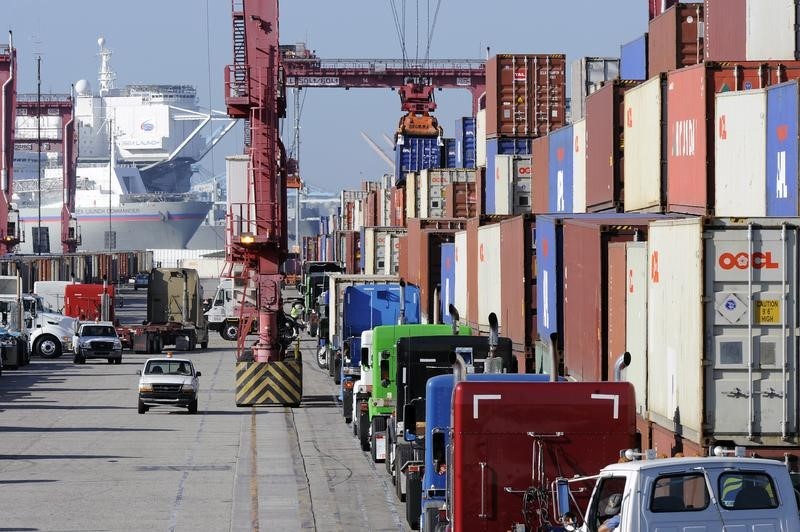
235;360;302;406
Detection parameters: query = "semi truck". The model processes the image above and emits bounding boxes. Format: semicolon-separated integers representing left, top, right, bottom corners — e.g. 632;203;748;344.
132;268;208;353
340;282;420;423
300;261;343;335
204;277;257;341
553;451;800;531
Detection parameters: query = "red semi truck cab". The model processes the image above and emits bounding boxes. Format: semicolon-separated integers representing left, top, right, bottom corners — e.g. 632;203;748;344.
447;381;637;532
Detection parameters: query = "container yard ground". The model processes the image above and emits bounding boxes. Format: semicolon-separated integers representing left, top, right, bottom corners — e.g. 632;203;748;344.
0;285;409;531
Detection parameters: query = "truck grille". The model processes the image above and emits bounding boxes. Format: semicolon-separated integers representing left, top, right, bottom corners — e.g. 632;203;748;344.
91;341;114;350
152;384;182;393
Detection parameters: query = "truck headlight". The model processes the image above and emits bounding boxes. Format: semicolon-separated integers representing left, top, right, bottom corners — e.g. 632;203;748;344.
181;384;196;393
139;384;153;393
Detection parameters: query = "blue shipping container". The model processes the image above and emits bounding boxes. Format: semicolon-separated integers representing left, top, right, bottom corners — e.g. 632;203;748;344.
342;284;421;365
443;138;458;168
548;125;574;213
440;243;455;324
319;235;328;261
485;138;532;214
455;117;477;169
536;215;560;343
620;34;648;81
767;80;799;216
394;136;443;185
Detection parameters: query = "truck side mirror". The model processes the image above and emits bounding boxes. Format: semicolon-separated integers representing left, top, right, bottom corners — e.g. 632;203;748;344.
403;404;416;442
196;371;202;377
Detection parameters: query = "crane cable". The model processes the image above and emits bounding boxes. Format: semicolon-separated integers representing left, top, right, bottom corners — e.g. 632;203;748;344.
424;0;443;62
389;0;408;66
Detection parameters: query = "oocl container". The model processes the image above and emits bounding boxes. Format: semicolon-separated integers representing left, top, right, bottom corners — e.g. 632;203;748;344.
572;119;587;213
531;135;550;214
624;75;667;212
440;243;456;325
485;54;567;138
494;155;532;215
766;80;800;216
620;34;648;81
548;125;574;214
363;227;406;275
418;169;477;218
477;223;502;335
647;2;703;78
570;57;620;121
648;217;800;447
485;138;531;214
499;214;536;367
714;89;767;217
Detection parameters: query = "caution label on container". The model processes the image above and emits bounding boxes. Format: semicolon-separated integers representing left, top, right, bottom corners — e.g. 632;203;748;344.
756;300;780;324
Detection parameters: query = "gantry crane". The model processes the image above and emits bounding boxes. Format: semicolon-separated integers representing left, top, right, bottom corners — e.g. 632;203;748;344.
0;35;21;254
224;0;302;407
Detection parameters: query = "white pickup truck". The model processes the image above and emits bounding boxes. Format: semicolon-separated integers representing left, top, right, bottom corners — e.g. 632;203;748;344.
555;451;800;531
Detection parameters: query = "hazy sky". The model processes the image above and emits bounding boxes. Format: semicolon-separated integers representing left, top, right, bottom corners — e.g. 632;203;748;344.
2;0;648;192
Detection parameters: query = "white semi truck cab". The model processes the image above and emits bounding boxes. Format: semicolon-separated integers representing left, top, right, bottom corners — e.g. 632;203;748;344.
205;277;256;340
555;451;800;531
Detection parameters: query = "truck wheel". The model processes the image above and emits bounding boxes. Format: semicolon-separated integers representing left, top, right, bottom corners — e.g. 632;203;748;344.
138;400;148;414
221;324;239;341
359;408;371;451
35;335;62;358
333;357;342;385
200;340;208;349
316;346;327;369
188;399;198;414
107;358;114;364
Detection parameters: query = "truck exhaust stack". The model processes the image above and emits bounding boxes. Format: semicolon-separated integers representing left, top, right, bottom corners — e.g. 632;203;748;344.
614;351;632;382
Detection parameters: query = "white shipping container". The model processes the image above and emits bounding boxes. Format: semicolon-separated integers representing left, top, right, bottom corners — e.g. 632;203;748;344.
624;76;664;212
419;169;477;218
405;172;418;221
570;57;620;121
477;224;502;334
624;242;648;418
476;109;486;167
354;200;363;232
454;231;468;321
150;249;219;269
494;155;532;215
746;0;797;60
648;217;799;446
177;257;225;279
714;89;767;217
363;227;407;275
572;119;587;213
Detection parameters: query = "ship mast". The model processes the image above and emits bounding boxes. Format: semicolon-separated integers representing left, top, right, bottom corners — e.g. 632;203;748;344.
97;37;115;97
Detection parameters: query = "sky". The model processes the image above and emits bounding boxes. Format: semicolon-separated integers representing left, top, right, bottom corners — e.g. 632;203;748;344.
2;0;649;193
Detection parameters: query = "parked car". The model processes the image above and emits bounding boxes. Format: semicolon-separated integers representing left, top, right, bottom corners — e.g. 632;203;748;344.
133;272;149;291
137;356;201;414
72;321;123;364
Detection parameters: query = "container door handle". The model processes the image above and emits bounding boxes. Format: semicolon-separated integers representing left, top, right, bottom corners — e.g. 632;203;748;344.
479;461;489;519
723;387;749;398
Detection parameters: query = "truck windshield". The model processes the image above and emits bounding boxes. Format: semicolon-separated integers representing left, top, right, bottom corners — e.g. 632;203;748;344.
81;326;116;337
146;361;193;375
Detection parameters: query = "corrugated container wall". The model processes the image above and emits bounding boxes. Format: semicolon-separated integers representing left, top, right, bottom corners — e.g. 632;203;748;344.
649;0;677;19
455;117;477;169
585;81;640;212
394;136;442;185
485;138;531;214
476;109;487;167
485;54;567;138
620;34;648;81
391;186;406;226
647;2;703;79
494;155;532;215
624;242;649;418
363;227;406;275
418;169;476;218
499;215;536;365
703;0;745;61
443;138;457;168
767;81;800;215
746;0;798;60
443;182;478;219
548;125;574;213
607;242;627;382
477;224;502;334
453;230;468;322
531;136;550;214
624;75;667;212
714;89;767;217
440;243;456;325
572;119;587;213
648;217;800;447
570;57;620;121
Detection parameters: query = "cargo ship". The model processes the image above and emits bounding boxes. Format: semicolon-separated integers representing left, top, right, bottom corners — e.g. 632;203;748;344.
12;37;231;253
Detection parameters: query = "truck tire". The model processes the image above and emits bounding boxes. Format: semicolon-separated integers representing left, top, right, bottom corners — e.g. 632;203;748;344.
200;340;208;349
358;407;370;451
333;356;342;385
35;335;62;358
138;400;148;414
221;323;239;341
316;346;327;370
188;399;198;414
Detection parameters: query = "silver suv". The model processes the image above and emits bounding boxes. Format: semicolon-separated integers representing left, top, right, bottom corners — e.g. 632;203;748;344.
73;322;122;364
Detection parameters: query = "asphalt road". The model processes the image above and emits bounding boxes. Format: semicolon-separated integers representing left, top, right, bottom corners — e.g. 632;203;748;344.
0;285;409;531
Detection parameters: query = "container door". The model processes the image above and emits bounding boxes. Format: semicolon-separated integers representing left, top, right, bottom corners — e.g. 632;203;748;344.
706;225;798;444
625;242;648;418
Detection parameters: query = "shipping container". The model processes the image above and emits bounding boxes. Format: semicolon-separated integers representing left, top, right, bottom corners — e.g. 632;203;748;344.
648;217;800;447
465;216;509;328
443;182;478;219
562;218;651;382
442;137;457;168
649;0;677;19
572;119;587;213
394;135;442;185
586;80;640;212
647;2;703;79
405;172;419;220
623;242;649;419
746;1;798;60
703;0;745;61
548;125;574;213
440;243;456;325
570;57;620;121
453;230;468;323
476;109;486;167
669;62;793;214
454;116;477;169
767;80;800;216
485;138;532;213
475;167;486;216
477;223;502;335
499;215;536;367
485;54;567;138
531;135;550;214
624;75;667;212
418;169;477;218
390;186;406;226
494;155;532;215
607;242;628;381
620;34;648;81
714;89;767;217
363;227;406;275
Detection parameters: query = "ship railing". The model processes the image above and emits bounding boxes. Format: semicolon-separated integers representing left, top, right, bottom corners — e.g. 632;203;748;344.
16;93;73;103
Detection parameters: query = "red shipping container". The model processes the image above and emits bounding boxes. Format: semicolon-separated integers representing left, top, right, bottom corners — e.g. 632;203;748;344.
485;54;567;138
667;61;800;214
443;182;478;219
561;218;652;382
649;0;677;19
606;242;627;377
585;80;640;213
390;187;406;227
499;215;536;363
647;2;703;78
531;135;549;214
703;0;745;61
650;422;704;457
398;235;409;282
475;167;486;216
